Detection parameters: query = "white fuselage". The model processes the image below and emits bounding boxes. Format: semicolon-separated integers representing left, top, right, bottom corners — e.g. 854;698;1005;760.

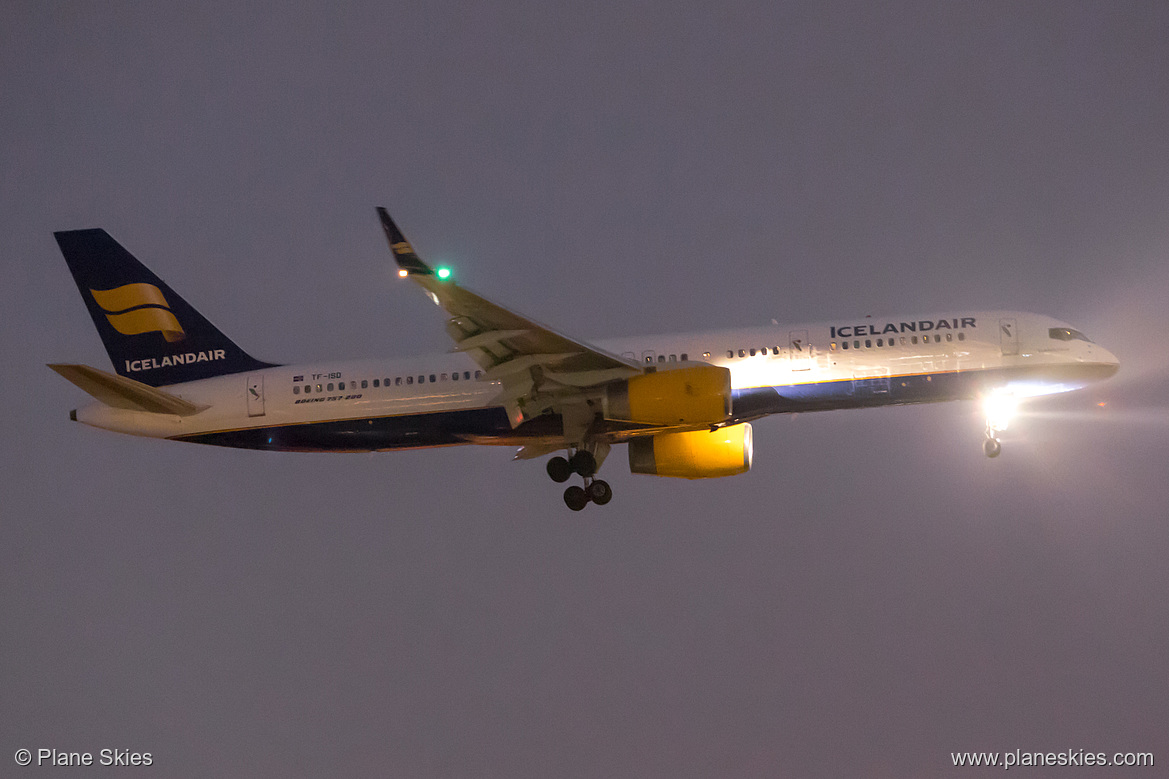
72;310;1119;451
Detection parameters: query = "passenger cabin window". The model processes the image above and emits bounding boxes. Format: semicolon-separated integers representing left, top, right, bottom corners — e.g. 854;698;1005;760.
738;349;746;358
681;353;688;361
749;348;756;356
293;385;300;394
726;350;734;359
406;376;413;385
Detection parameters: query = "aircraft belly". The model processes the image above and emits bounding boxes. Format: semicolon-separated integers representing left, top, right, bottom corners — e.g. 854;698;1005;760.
174;406;514;451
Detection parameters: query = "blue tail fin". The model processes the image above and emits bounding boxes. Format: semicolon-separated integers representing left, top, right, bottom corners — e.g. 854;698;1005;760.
55;229;276;387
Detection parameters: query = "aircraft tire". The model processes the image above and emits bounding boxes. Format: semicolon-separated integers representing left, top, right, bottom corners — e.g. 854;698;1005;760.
563;485;589;511
547;456;572;483
984;438;1002;458
587;479;612;505
570;450;597;477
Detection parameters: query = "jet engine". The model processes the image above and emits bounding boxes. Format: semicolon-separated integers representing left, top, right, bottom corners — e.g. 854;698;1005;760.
603;363;731;426
628;423;753;479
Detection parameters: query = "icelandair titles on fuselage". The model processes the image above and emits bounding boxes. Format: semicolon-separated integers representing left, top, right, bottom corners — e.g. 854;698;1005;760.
125;349;226;373
831;317;977;339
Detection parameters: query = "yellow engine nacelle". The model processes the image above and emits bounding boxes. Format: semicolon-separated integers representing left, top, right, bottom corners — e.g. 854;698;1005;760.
628;423;753;479
603;364;732;426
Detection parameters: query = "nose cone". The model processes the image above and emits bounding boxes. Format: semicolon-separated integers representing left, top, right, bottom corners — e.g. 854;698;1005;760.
1088;344;1120;379
1100;344;1119;369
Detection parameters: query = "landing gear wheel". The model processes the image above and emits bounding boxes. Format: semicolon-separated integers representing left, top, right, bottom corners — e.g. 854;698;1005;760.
586;479;613;506
547;456;572;483
984;438;1002;458
569;450;597;477
563;485;588;511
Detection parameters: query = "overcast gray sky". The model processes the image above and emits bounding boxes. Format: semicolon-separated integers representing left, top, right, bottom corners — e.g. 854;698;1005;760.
3;2;1168;776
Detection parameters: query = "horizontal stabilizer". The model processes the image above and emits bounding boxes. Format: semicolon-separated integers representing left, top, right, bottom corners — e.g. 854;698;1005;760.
48;363;206;416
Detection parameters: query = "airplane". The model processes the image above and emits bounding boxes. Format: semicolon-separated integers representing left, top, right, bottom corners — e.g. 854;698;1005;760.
50;209;1120;510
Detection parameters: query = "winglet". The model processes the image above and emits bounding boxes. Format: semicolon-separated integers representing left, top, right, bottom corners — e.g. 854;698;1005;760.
377;208;433;276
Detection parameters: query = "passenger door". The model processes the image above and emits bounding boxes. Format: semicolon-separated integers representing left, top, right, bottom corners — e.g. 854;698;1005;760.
247;374;265;417
999;318;1019;356
789;330;811;371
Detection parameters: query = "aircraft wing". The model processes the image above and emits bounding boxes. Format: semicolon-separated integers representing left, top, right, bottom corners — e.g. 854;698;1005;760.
377;208;644;427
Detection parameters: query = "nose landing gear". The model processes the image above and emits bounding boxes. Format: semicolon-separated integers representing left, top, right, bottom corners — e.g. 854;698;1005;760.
981;392;1016;459
983;435;1002;458
548;447;612;510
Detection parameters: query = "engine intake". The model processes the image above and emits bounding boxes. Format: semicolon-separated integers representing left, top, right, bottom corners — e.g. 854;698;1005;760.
603;363;731;426
628;423;753;479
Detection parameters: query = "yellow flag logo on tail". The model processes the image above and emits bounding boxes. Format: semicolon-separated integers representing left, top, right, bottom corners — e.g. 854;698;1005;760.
90;283;185;343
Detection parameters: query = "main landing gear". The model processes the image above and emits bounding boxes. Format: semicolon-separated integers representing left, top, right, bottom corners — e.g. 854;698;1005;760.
547;449;612;511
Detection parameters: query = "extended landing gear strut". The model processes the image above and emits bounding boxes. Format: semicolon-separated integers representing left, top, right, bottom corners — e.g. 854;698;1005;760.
547;449;612;510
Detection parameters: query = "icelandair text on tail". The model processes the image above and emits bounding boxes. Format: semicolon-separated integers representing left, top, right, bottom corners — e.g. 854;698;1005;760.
951;749;1152;769
125;349;225;373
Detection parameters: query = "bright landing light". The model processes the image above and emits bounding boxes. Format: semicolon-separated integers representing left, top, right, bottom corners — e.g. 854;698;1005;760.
983;391;1019;433
398;269;408;277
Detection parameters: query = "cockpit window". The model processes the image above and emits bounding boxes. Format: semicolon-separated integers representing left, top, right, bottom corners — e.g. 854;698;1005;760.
1049;327;1092;343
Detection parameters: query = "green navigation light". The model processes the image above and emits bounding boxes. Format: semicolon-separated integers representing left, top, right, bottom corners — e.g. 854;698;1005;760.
436;267;452;280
